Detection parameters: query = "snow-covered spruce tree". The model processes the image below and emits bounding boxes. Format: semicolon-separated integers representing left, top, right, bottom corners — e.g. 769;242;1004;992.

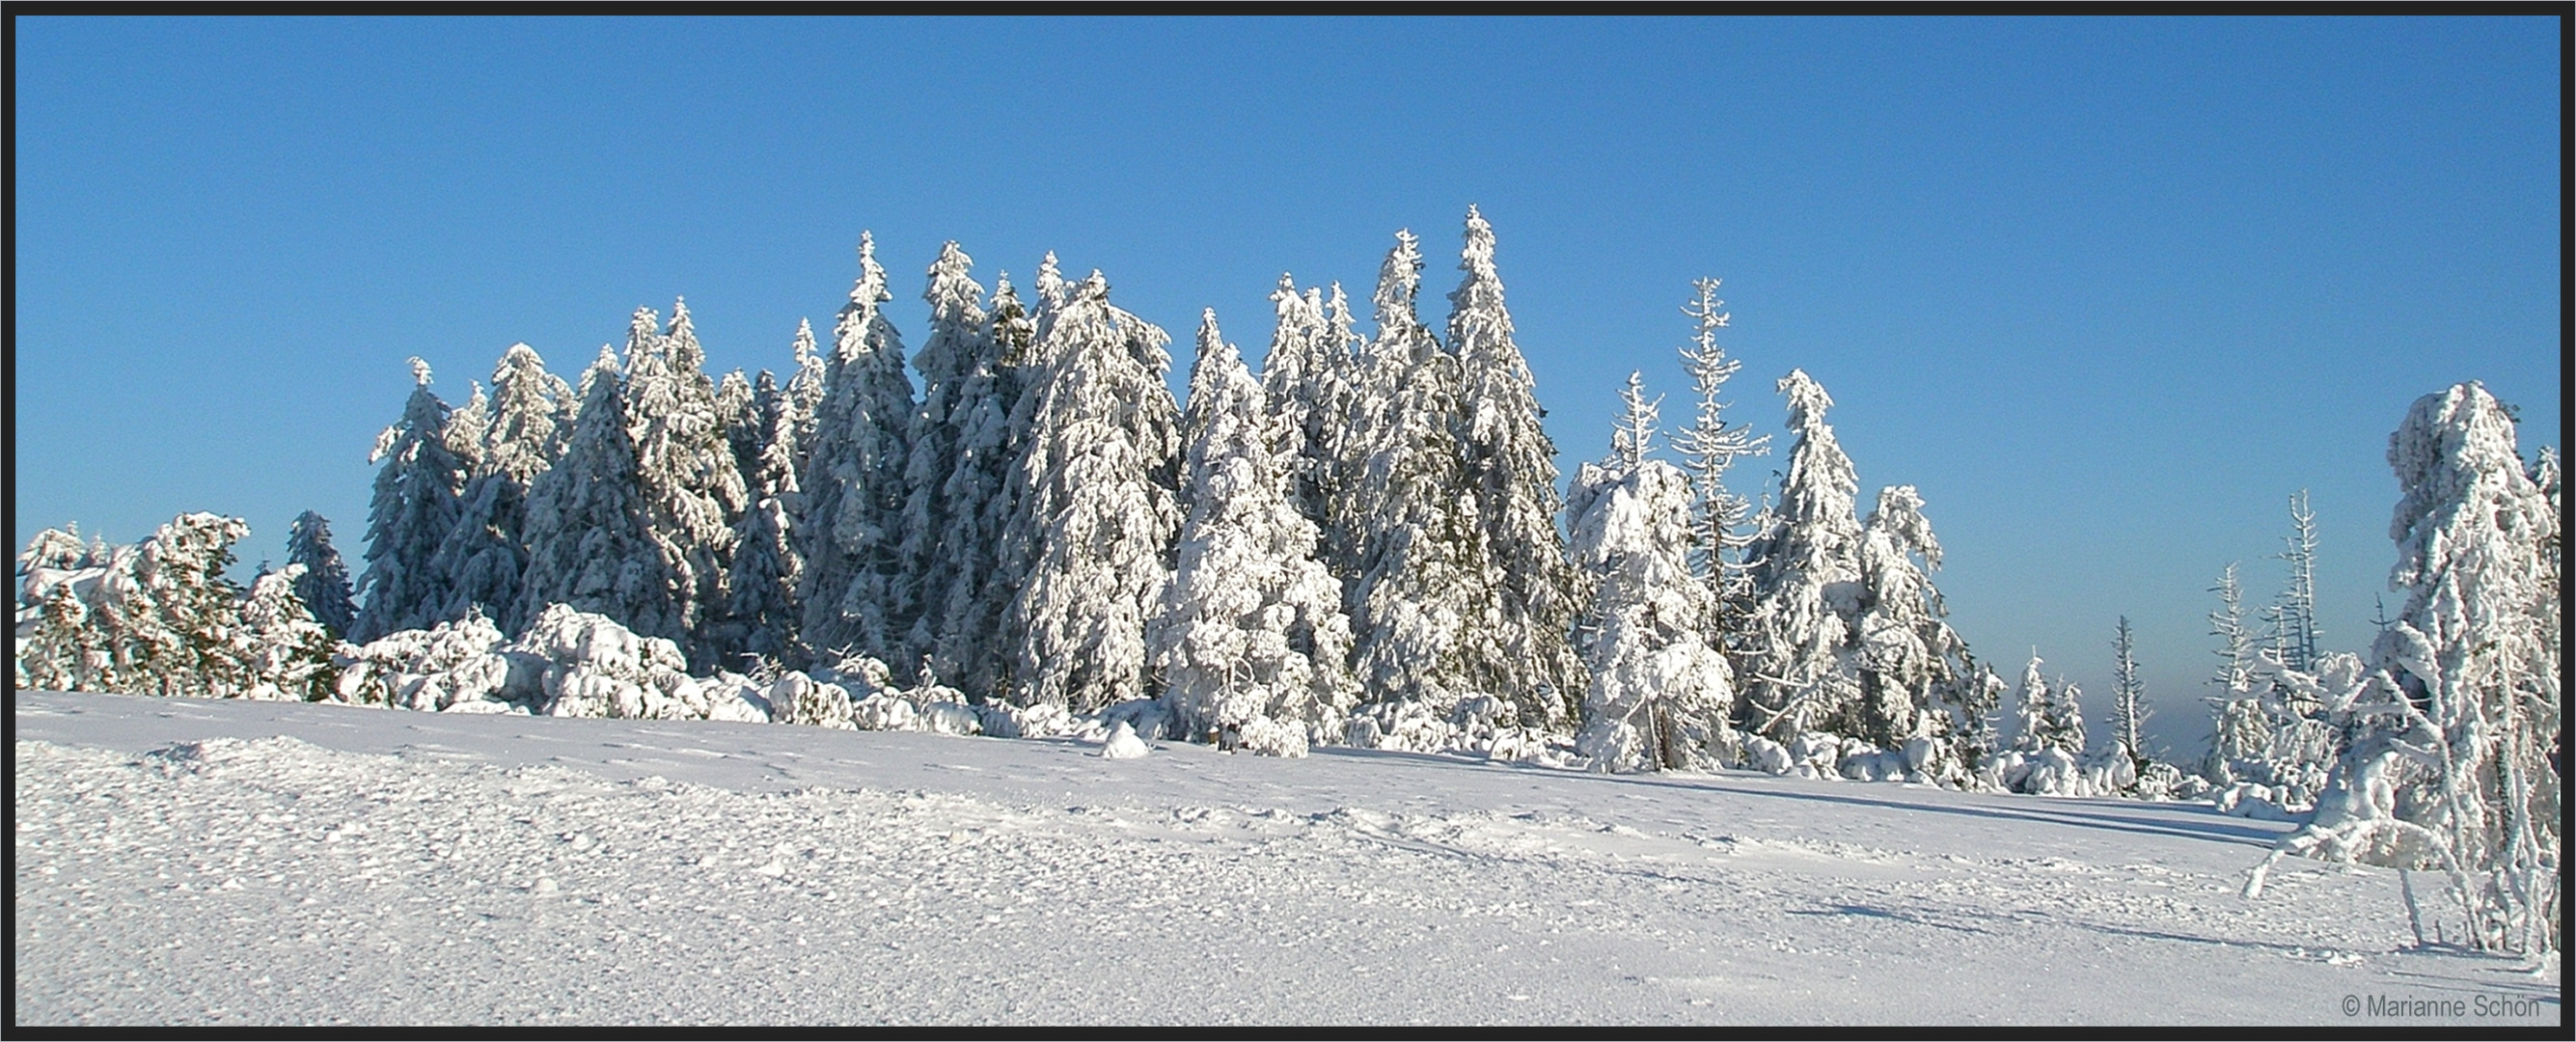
1332;233;1427;608
515;347;677;639
1000;271;1182;712
429;343;571;633
1567;379;1735;773
800;234;918;675
1347;231;1493;718
15;524;127;693
2261;382;2560;956
1850;484;1986;782
1670;277;1770;644
2200;562;2269;783
1257;275;1351;544
351;359;467;643
2107;616;2151;780
2261;489;2323;676
1737;370;1865;744
705;367;805;671
235;563;340;701
286;510;357;638
931;272;1036;700
626;299;750;666
719;369;761;496
2011;653;2055;755
784;318;827;480
2045;677;2088;759
896;241;988;676
1445;206;1581;728
1150;310;1356;754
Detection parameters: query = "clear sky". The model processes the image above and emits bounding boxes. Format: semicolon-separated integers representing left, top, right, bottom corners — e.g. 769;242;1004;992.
14;16;2561;758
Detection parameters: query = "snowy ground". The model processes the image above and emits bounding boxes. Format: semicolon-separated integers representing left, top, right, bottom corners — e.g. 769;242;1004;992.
14;690;2561;1027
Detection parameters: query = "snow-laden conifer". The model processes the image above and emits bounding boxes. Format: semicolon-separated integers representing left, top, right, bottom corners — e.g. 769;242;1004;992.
351;359;466;643
235;563;340;701
897;242;988;675
1568;379;1734;773
516;347;675;640
1258;275;1351;539
1851;484;1986;780
2263;490;2322;673
784;318;826;479
1670;277;1770;642
2012;653;2054;755
799;234;918;673
1347;231;1492;717
1151;311;1355;754
1001;271;1181;712
430;344;571;632
932;272;1036;699
710;368;806;671
2107;616;2151;779
1445;206;1580;728
287;511;357;638
626;299;750;665
1737;369;1864;742
2265;382;2560;956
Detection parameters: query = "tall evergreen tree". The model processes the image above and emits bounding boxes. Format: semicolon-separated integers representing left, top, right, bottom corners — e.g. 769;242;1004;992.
799;234;918;672
1348;231;1490;715
2108;616;2151;776
933;272;1037;699
286;510;357;638
626;299;750;665
898;242;989;676
1444;206;1580;728
516;347;673;638
1737;370;1865;742
709;367;806;672
2265;489;2323;673
431;343;570;632
2293;381;2560;954
351;358;466;642
1670;277;1770;644
1152;311;1355;752
1568;384;1735;773
1001;271;1181;712
1851;484;1985;775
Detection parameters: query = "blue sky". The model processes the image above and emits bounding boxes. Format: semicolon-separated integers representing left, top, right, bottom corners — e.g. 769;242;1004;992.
14;16;2561;756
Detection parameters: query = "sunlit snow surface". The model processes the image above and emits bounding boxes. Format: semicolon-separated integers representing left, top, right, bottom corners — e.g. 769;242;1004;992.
14;690;2560;1027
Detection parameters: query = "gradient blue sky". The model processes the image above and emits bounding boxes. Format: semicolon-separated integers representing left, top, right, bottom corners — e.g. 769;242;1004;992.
14;16;2561;756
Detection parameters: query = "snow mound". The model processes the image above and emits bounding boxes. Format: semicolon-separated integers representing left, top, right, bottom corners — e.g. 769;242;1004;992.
1099;720;1150;758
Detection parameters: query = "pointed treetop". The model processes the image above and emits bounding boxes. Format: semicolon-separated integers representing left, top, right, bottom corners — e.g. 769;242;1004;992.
1035;252;1067;309
1460;205;1495;275
791;317;817;361
1778;369;1835;432
849;233;891;307
408;356;433;387
1610;370;1659;472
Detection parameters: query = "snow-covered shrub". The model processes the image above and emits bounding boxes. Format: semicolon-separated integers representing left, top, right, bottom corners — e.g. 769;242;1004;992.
1344;699;1457;754
2016;748;2085;797
509;604;696;720
975;699;1077;740
335;611;524;712
698;672;773;724
768;672;855;729
851;692;917;731
917;699;982;736
1233;716;1309;758
1740;734;1794;776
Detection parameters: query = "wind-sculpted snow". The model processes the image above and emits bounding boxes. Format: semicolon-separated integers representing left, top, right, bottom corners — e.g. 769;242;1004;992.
14;691;2558;1027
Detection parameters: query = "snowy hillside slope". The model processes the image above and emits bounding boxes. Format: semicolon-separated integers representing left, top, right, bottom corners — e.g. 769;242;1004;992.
14;690;2560;1027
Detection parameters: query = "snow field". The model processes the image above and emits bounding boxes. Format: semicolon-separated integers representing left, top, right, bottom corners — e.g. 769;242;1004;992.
14;691;2559;1027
